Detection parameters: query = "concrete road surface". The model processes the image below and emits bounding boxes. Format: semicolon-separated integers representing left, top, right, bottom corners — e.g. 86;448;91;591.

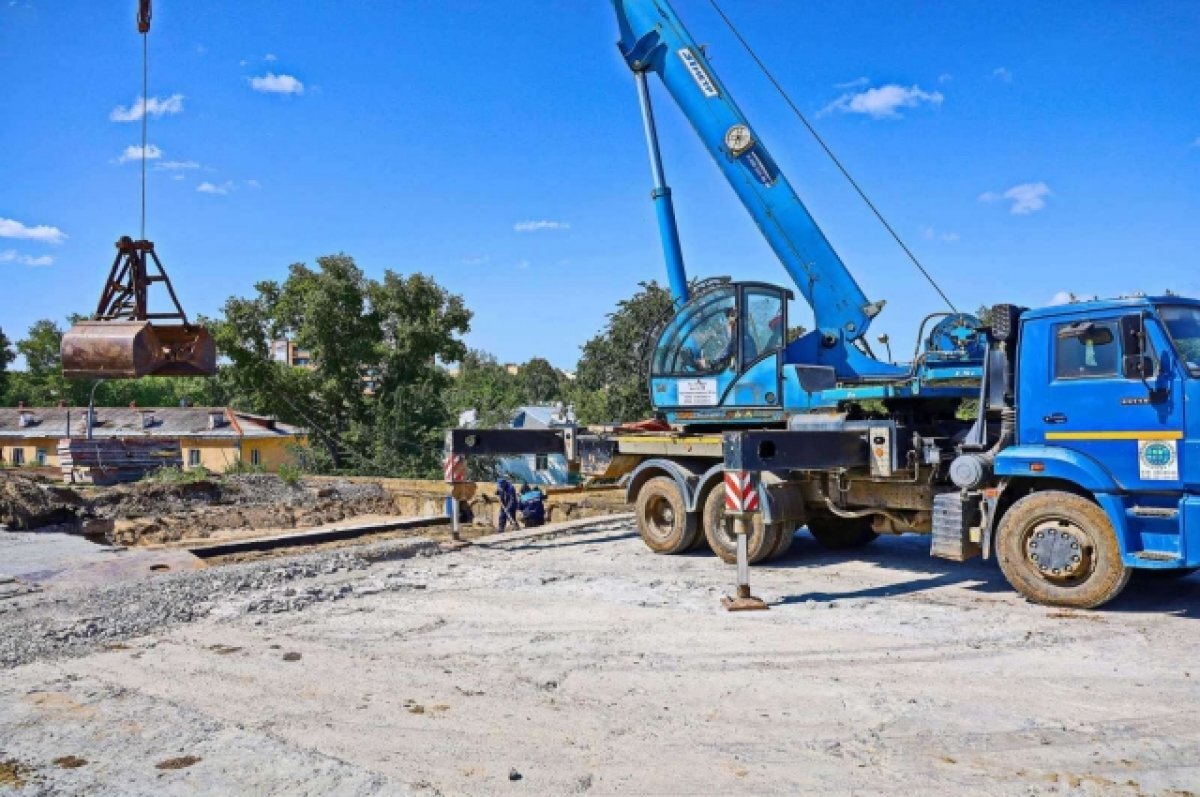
1;521;1198;795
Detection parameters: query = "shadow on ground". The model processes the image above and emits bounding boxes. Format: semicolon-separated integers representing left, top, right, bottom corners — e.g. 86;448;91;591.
759;531;1200;618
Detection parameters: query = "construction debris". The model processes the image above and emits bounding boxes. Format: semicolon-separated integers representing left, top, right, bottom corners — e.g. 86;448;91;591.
58;437;182;485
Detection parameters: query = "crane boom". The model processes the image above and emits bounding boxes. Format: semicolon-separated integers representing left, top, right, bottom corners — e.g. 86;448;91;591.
612;0;882;343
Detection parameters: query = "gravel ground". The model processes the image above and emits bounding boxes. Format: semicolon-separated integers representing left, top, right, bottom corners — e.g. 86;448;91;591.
1;519;1199;795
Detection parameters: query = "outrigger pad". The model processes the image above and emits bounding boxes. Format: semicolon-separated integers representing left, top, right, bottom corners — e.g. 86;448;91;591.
61;320;216;379
721;593;769;612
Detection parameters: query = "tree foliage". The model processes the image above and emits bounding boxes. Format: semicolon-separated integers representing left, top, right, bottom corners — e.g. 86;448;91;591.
0;327;12;395
518;357;564;405
210;254;470;477
571;280;675;424
444;350;523;427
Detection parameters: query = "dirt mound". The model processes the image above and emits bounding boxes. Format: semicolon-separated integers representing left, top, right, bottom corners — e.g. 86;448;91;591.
1;472;399;545
0;471;85;530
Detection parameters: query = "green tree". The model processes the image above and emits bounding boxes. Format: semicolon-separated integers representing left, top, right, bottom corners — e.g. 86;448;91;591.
518;357;563;405
0;326;12;398
10;320;86;406
572;280;675;424
365;271;471;477
212;254;470;476
444;349;523;427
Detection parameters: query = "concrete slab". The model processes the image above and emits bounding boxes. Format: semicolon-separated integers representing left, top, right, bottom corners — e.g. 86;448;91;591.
0;531;205;591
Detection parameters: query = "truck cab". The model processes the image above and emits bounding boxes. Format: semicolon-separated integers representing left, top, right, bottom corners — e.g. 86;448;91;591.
984;297;1200;606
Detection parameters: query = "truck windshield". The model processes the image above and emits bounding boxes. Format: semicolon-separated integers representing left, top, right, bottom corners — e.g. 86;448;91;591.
1158;306;1200;375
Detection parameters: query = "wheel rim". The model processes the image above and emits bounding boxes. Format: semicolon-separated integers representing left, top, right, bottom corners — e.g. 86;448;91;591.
643;495;676;543
710;504;734;546
1024;517;1094;586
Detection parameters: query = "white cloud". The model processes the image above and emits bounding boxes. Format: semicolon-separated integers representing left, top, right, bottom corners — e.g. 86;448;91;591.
172;174;185;181
154;159;200;171
938;73;953;84
264;53;277;62
462;255;490;266
197;180;234;195
820;83;943;119
979;183;1051;214
0;249;53;267
117;144;162;163
110;93;184;122
921;226;959;243
249;73;304;95
992;67;1013;83
834;76;870;90
0;217;67;244
514;220;570;233
244;179;261;189
1049;291;1076;305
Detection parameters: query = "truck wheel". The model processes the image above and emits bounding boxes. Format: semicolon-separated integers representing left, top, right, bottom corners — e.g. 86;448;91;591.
635;477;698;554
701;487;778;564
996;491;1130;609
806;516;878;550
768;525;796;560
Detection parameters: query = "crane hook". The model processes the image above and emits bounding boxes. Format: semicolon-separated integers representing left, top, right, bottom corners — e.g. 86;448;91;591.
137;0;151;34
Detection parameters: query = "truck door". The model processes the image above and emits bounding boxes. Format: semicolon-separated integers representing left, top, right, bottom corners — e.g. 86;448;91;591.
1020;312;1184;490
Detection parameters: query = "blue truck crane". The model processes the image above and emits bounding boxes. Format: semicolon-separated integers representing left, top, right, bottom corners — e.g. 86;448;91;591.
446;0;1200;609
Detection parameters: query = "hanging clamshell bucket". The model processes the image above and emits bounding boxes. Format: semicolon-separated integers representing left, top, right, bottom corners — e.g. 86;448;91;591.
61;320;216;379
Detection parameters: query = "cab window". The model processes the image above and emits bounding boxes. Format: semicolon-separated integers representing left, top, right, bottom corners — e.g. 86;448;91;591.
742;289;785;368
1054;320;1119;379
652;287;737;375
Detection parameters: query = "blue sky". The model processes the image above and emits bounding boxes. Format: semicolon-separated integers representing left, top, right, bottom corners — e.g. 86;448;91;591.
2;1;1198;369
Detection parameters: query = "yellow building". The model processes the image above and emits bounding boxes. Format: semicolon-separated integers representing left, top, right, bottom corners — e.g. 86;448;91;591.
0;406;306;475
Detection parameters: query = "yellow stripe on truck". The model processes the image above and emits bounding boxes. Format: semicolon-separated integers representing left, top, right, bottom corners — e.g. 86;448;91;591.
1044;430;1184;441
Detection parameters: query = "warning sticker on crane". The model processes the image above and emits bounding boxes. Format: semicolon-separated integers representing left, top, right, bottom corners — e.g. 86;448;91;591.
1138;439;1178;481
677;48;719;98
677;378;719;406
741;148;777;187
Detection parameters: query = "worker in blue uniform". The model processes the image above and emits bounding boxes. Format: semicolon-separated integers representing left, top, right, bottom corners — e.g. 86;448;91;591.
519;483;546;527
496;478;520;531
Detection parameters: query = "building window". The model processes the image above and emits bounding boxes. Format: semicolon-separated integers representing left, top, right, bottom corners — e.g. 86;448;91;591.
35;448;46;466
250;448;261;466
535;453;549;471
11;448;24;466
188;449;201;467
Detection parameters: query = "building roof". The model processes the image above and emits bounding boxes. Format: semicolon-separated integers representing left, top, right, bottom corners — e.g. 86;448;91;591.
0;407;305;441
511;405;572;429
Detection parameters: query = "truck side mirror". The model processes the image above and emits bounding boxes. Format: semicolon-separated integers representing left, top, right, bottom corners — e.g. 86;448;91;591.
1122;353;1154;380
1118;314;1153;380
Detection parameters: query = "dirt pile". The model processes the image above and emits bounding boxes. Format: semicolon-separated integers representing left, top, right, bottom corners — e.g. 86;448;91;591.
0;473;399;545
0;472;84;531
97;475;399;546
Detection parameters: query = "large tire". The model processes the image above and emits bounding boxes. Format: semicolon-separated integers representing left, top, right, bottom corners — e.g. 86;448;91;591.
996;491;1130;609
806;515;878;550
768;524;796;560
701;487;779;564
635;477;698;554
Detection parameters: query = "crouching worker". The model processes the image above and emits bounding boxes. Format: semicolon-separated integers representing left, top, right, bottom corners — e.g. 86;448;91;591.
519;483;546;528
496;478;520;532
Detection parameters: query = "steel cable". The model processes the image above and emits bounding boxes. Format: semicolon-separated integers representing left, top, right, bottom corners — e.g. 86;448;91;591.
705;0;958;313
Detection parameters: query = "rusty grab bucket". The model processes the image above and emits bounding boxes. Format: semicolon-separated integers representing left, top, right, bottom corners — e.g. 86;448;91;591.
62;236;217;380
61;320;216;379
